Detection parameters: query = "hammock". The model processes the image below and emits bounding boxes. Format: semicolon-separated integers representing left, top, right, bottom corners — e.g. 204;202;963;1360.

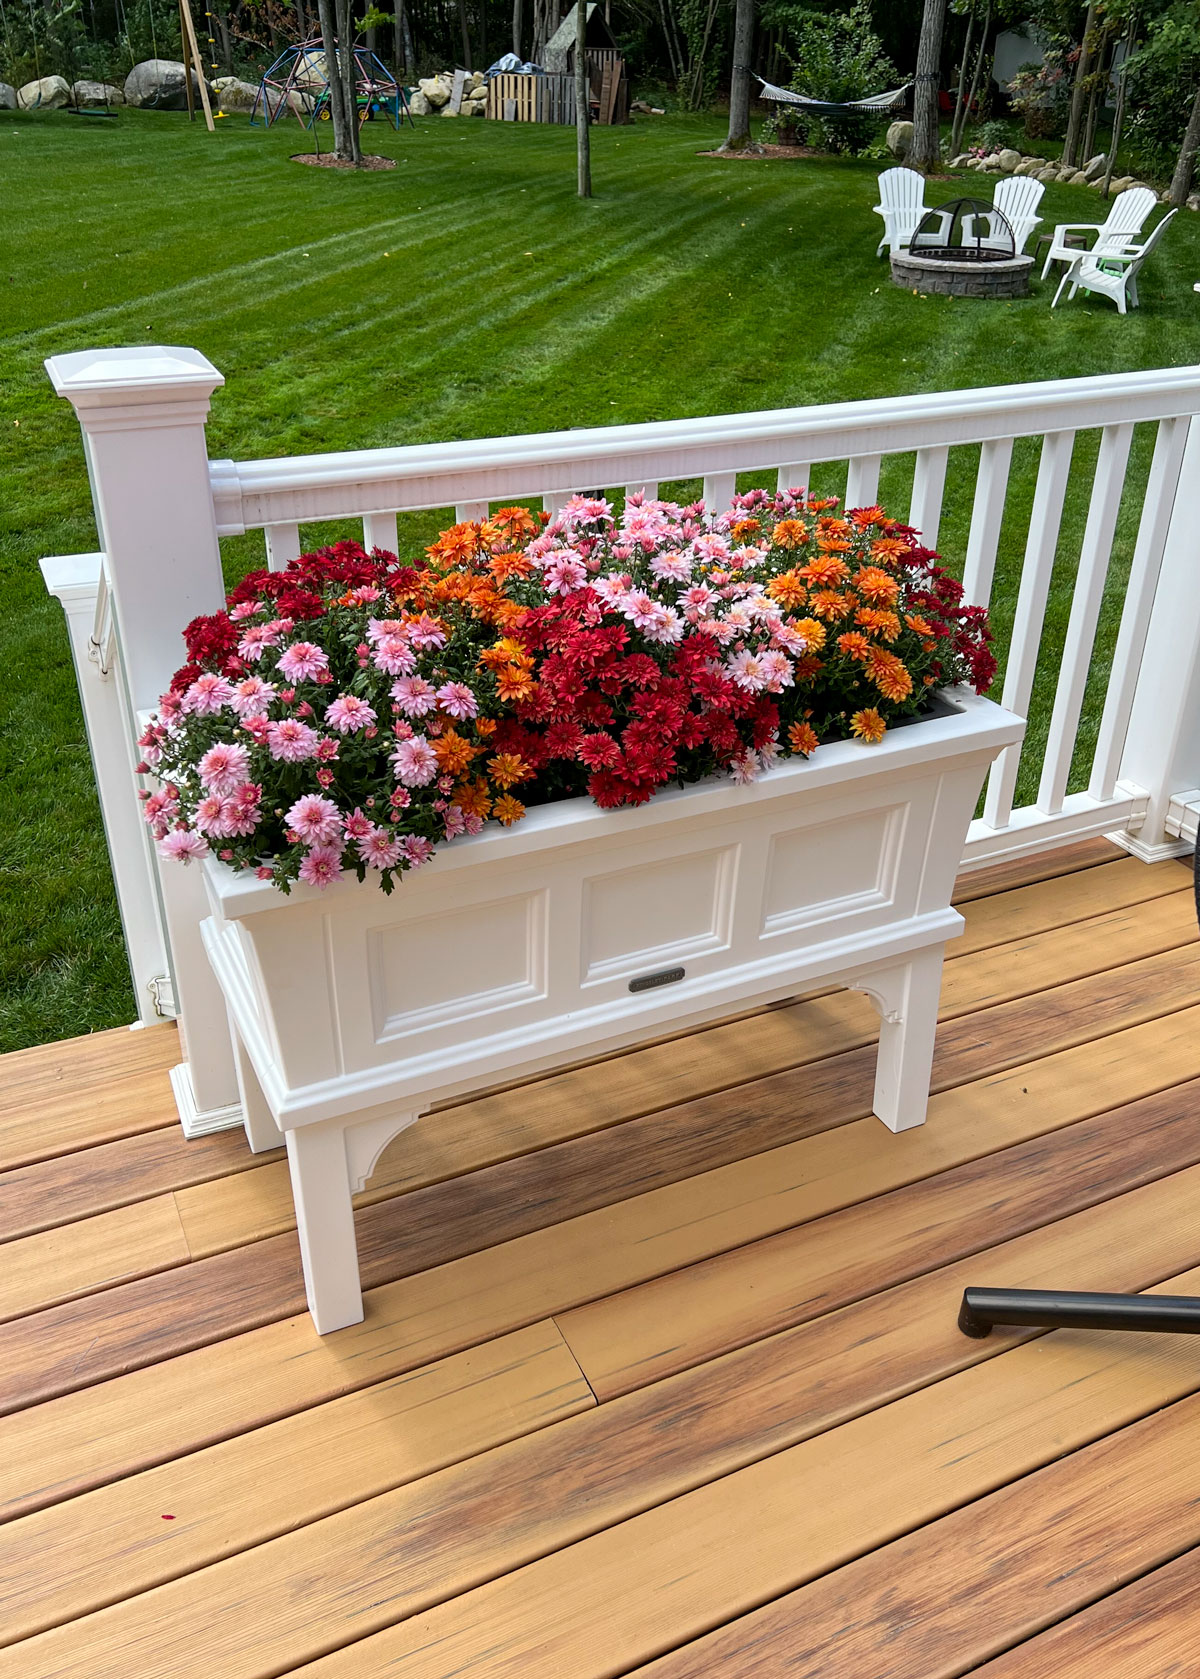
755;76;910;115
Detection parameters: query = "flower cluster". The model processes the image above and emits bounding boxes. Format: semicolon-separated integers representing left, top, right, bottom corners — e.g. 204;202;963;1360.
143;494;993;890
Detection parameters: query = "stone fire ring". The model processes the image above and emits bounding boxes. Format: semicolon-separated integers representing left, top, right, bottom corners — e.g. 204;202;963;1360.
890;251;1034;299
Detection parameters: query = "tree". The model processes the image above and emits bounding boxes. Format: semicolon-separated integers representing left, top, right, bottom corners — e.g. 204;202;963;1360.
910;0;948;170
576;0;591;196
1169;80;1200;202
1061;0;1097;167
316;0;359;164
513;0;524;56
719;0;759;153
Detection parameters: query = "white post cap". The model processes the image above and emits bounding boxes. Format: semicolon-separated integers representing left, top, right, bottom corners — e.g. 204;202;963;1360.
45;346;224;424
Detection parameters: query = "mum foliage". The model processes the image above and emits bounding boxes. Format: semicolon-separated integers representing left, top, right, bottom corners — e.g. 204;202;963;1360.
141;493;994;892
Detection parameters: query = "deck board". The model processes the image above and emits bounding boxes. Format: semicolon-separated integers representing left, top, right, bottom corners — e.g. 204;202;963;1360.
0;841;1197;1675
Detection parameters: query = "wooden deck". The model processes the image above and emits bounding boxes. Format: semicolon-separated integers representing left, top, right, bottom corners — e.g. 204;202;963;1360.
2;837;1200;1675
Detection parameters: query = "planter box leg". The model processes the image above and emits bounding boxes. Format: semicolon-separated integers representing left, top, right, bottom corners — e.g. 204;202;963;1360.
228;1023;284;1155
285;1124;364;1334
856;945;945;1134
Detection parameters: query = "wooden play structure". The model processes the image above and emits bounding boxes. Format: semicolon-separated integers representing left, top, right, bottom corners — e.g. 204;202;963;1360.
486;2;627;126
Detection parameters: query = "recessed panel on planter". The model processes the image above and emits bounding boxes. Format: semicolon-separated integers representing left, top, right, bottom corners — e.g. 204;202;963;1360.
370;891;547;1042
580;845;738;985
761;805;903;937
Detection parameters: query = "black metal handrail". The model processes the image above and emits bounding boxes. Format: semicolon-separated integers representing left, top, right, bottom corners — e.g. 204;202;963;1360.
958;1287;1200;1339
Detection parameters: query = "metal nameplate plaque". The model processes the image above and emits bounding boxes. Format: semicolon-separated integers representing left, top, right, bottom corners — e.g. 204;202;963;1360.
628;966;686;994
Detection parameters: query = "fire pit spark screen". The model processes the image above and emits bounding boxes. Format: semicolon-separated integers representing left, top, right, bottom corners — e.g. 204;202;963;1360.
911;197;1017;263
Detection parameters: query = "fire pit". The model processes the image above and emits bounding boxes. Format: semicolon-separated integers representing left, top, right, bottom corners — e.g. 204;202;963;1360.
891;197;1033;299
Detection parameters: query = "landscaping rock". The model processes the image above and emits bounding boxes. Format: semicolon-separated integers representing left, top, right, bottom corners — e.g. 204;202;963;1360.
1082;153;1107;181
998;148;1021;171
18;74;70;109
0;82;16;110
1036;167;1058;183
1108;175;1133;194
124;59;215;110
440;105;458;116
418;73;451;108
885;119;913;159
1188;193;1200;211
1067;169;1092;186
407;89;430;116
215;77;257;111
72;79;124;105
949;153;970;168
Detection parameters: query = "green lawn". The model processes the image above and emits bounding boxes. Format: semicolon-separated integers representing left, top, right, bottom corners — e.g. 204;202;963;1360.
4;104;1200;1051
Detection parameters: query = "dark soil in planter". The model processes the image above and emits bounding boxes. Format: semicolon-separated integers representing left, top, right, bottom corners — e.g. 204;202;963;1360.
290;154;397;171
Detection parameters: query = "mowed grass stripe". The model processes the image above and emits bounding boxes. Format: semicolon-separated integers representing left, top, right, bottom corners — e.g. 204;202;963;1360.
3;1000;1200;1523
1;1101;1197;1645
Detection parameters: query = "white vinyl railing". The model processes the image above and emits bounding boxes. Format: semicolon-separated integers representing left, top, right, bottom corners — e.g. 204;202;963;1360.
41;346;1200;1135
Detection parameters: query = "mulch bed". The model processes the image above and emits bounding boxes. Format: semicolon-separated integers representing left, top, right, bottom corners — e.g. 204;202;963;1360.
290;153;397;170
697;143;822;161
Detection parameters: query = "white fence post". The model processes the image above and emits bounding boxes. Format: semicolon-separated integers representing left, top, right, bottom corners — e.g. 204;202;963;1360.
46;346;242;1135
1113;415;1200;860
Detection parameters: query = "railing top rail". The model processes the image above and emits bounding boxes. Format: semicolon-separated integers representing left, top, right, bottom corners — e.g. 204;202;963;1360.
210;364;1200;534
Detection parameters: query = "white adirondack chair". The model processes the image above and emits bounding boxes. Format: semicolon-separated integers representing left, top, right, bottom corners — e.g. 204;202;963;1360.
1052;209;1177;313
1039;185;1157;279
874;167;932;257
966;175;1045;253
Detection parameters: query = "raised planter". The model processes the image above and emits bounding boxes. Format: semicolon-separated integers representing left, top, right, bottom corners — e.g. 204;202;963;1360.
202;687;1024;1332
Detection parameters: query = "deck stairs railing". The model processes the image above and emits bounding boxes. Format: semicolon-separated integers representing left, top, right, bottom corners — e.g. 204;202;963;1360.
40;347;1200;1134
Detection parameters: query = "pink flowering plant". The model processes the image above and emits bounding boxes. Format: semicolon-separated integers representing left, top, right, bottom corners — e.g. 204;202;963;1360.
141;496;994;892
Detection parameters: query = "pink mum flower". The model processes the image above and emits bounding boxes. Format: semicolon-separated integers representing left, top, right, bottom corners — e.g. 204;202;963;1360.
230;677;277;717
266;719;320;762
649;551;693;583
729;751;760;785
726;650;767;692
358;825;405;869
297;845;342;889
543;553;588;595
276;642;329;683
342;808;374;841
435;682;478;720
284;794;342;846
399;835;436;868
408;613;447;650
195;793;235;836
223;783;263;837
325;694;377;735
158;828;209;863
391;677;438;718
156;692;184;724
198;742;251;795
183;674;234;715
237;624;278;661
392;734;439;787
372;635;416;678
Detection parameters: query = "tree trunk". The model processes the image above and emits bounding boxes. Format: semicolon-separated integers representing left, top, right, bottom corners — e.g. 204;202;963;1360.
1101;17;1136;199
398;0;415;75
949;3;974;157
457;0;472;68
961;0;990;147
1062;1;1096;169
317;0;354;160
576;0;591;196
1169;81;1200;206
719;0;756;153
910;0;948;172
513;0;522;57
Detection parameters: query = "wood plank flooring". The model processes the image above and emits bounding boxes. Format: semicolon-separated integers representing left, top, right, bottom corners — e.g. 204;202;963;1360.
1;836;1199;1675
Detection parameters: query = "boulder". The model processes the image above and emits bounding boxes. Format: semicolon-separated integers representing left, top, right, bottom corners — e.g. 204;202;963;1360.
71;79;124;105
418;73;451;108
1036;167;1058;183
407;89;431;116
0;82;16;110
18;74;70;109
1188;193;1200;212
885;119;913;159
1107;175;1133;194
949;153;970;168
440;104;458;117
215;77;257;112
124;59;215;110
1082;153;1107;181
997;148;1021;171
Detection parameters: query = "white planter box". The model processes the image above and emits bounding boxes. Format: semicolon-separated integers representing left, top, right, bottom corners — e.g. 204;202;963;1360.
202;687;1024;1332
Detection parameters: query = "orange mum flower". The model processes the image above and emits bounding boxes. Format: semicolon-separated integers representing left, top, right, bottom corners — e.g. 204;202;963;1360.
810;589;855;621
788;721;820;757
867;649;914;702
426;523;479;568
817;517;851;538
731;517;763;542
493;793;527;827
870;536;910;563
454;777;493;819
850;708;887;744
905;614;936;637
488;752;532;789
771;518;808;549
493;505;540;539
793;655;824;680
837;631;872;661
851;505;887;527
854;566;901;606
800;553;851;588
855;607;901;642
474;717;497;737
433;729;478;777
489;550;534;584
496;666;535;703
766;570;808;610
793;616;826;650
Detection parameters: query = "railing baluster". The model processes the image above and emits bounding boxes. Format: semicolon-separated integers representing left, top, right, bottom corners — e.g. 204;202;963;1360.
362;512;398;554
1037;422;1135;814
961;437;1014;610
845;453;881;509
776;464;812;498
703;471;736;513
543;491;573;517
1090;415;1191;801
264;522;301;572
982;429;1076;832
455;500;489;523
908;445;949;548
